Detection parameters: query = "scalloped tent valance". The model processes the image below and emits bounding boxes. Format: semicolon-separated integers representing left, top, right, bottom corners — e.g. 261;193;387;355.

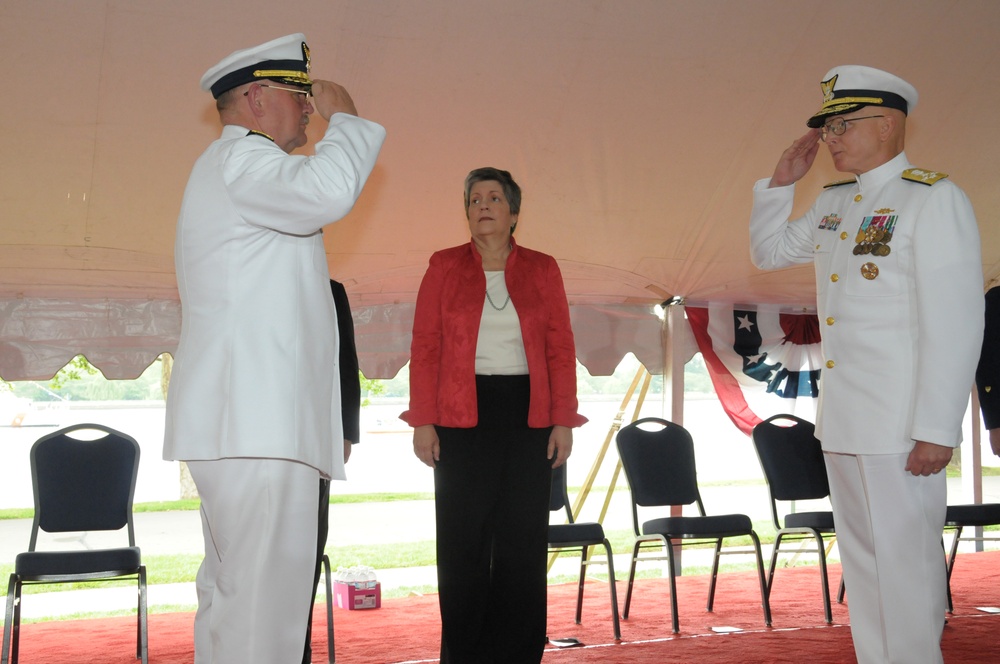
0;298;674;382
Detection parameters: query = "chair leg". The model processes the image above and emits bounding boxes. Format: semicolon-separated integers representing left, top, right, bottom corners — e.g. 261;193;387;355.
945;530;961;614
622;541;642;620
136;578;141;660
138;566;148;664
601;540;622;641
322;554;335;663
813;533;833;625
766;533;783;599
3;574;22;664
749;531;772;628
575;548;588;625
837;577;846;604
665;541;680;634
706;539;723;612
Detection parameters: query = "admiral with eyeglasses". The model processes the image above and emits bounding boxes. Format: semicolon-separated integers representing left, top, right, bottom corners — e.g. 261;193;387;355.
164;33;385;664
748;65;982;664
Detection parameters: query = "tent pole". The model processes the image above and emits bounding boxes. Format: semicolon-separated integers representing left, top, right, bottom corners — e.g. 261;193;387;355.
547;365;647;573
664;302;687;575
597;371;650;526
963;388;985;550
569;367;644;521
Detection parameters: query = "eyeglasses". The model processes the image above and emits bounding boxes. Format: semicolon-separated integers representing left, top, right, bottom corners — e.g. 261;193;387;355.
821;115;884;141
243;83;313;99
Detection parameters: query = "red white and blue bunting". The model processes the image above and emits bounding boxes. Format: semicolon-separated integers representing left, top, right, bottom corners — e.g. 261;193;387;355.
686;306;823;435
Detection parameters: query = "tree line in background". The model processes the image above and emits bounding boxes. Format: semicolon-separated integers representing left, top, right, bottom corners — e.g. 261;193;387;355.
2;353;714;402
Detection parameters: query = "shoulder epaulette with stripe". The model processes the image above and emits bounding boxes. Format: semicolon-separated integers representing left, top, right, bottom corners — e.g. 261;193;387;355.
902;168;948;185
823;178;855;189
246;129;275;143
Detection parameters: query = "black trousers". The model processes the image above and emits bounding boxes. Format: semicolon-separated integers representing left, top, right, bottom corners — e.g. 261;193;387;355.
434;375;553;664
302;477;330;664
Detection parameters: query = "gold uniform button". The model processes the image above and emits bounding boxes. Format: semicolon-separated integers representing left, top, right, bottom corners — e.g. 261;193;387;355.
831;274;839;282
826;360;835;369
816;244;821;250
840;231;848;240
826;317;835;326
854;194;863;202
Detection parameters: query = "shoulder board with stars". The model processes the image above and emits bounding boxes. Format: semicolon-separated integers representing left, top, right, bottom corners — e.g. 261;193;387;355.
902;168;948;185
823;178;855;189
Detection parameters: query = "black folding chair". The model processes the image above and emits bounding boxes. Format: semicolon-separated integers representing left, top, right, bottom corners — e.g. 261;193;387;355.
944;503;1000;612
751;414;844;624
615;417;772;634
547;463;621;640
3;423;147;664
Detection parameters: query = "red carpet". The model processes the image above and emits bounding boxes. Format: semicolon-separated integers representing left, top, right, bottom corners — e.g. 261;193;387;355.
9;551;1000;663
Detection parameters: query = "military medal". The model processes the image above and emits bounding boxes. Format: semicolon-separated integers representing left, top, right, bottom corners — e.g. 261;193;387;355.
861;262;879;280
853;212;897;273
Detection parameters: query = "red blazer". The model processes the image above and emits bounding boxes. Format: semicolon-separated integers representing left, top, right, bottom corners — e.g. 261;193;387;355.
401;238;587;430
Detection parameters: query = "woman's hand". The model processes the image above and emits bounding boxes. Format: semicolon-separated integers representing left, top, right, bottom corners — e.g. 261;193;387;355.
547;425;573;468
413;424;440;468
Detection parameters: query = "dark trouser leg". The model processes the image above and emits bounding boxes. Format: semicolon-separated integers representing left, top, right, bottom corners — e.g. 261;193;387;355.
435;427;498;664
486;426;552;664
302;478;331;664
434;421;552;663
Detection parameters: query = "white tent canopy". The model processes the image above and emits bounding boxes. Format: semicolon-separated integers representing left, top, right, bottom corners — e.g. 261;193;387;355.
2;0;998;380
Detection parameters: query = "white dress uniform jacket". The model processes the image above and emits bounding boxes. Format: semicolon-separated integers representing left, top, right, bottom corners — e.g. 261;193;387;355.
164;114;385;479
750;152;983;454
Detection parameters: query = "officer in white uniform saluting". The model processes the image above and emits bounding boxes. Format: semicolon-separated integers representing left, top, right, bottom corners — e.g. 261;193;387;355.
163;33;385;663
749;65;983;663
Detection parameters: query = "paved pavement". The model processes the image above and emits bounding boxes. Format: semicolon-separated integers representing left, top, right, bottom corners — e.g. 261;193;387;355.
3;478;999;620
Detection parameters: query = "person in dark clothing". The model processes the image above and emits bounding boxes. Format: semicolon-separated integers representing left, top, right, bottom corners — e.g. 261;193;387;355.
302;279;362;663
975;286;1000;457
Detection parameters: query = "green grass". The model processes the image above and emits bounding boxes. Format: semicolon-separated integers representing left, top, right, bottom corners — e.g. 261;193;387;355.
0;525;782;597
0;492;437;521
4;468;1000;521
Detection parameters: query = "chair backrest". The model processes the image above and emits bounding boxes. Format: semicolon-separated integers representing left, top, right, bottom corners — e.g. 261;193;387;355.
549;462;574;524
615;417;701;509
29;423;141;550
751;414;829;504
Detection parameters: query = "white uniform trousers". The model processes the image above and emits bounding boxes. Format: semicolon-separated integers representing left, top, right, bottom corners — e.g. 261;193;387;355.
188;458;320;664
824;451;948;664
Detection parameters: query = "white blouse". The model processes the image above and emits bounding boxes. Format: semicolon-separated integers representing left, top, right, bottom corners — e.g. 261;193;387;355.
475;271;529;375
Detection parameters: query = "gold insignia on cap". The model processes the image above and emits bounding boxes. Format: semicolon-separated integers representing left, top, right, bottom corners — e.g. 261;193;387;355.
301;41;311;73
821;74;838;102
821;96;883;111
902;168;948;185
252;69;312;87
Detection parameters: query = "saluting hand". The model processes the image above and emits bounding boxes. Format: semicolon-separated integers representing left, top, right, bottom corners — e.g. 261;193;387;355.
311;79;359;121
769;129;822;188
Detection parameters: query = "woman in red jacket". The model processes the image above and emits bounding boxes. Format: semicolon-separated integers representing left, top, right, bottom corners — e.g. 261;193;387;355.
402;167;587;664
